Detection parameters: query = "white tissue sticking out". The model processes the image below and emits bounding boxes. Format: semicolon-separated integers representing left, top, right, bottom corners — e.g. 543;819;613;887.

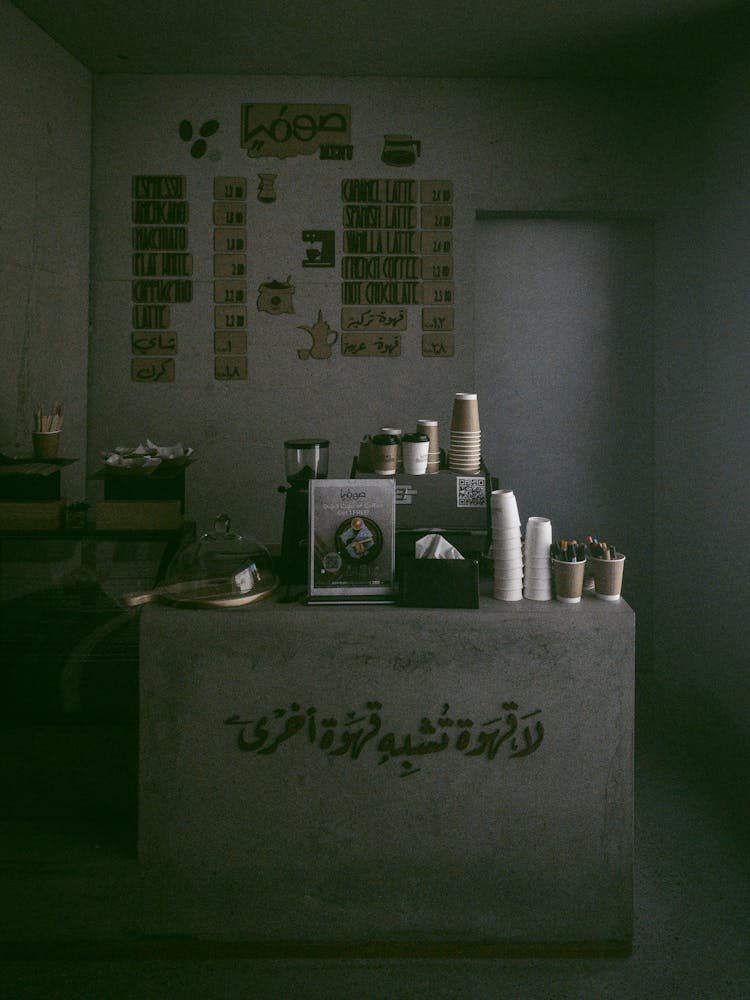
414;533;464;560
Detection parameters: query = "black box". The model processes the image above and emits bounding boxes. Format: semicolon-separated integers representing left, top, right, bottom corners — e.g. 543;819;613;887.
0;463;61;501
397;556;479;609
93;462;190;513
352;460;492;560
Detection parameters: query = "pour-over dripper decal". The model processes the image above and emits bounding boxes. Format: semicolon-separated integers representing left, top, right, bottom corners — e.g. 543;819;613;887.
257;173;278;203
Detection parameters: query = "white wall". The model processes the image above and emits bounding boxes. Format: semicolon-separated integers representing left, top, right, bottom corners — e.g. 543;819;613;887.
0;0;91;500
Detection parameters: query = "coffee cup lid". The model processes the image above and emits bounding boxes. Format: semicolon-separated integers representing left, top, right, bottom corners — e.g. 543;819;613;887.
402;432;429;443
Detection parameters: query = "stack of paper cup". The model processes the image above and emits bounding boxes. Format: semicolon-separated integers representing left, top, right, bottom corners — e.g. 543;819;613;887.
449;393;481;473
523;516;553;601
417;419;440;473
491;489;523;601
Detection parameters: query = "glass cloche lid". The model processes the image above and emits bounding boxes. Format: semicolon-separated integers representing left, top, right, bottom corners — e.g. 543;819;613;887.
124;514;278;608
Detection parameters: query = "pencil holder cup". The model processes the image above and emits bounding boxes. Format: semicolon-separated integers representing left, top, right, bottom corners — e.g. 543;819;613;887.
32;431;61;459
590;553;625;601
552;558;586;603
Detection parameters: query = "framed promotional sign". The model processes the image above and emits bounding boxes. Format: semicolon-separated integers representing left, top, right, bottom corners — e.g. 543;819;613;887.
308;478;396;602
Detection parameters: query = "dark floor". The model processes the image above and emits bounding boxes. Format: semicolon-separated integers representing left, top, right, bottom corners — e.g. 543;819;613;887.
0;671;748;999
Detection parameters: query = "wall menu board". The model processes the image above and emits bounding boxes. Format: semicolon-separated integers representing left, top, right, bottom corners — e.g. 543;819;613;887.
130;175;191;382
340;179;454;357
126;171;455;381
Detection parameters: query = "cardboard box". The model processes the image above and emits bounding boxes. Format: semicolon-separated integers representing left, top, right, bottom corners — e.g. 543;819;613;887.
0;499;66;531
95;500;182;531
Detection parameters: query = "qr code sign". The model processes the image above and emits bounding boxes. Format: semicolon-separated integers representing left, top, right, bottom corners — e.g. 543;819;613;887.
456;476;487;508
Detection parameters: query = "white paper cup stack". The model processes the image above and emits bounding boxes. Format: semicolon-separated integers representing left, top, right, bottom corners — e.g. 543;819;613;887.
449;393;481;473
523;516;553;601
491;490;523;601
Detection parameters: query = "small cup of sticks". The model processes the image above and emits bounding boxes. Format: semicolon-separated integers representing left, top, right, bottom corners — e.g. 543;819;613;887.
33;402;64;459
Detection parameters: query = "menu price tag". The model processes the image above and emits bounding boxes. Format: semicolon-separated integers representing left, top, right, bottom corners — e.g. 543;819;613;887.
214;281;246;304
215;305;247;329
422;334;455;357
214;331;247;354
422;255;453;280
420;205;453;229
214;254;247;278
214;228;247;252
421;281;454;306
213;177;247;200
214;356;248;380
213;202;247;227
420;180;453;204
422;307;454;332
420;231;453;255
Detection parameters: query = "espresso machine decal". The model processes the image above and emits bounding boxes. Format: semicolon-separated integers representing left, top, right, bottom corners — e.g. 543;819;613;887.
301;229;335;268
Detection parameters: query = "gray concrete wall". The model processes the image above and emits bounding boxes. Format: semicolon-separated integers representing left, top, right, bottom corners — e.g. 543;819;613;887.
0;0;91;501
653;67;750;746
88;75;662;557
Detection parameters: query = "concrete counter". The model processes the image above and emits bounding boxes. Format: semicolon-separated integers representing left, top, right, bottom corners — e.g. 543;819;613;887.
139;592;634;947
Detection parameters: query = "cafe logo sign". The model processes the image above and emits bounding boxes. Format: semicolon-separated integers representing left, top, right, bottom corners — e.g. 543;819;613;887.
241;103;351;159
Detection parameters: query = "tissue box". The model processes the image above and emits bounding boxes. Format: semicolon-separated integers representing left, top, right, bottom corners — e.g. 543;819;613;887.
397;556;479;609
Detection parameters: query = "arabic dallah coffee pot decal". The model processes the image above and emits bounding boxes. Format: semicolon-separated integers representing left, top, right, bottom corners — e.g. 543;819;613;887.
297;310;338;360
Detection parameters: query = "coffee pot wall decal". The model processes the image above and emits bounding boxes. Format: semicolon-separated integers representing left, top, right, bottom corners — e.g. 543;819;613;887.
297;310;338;360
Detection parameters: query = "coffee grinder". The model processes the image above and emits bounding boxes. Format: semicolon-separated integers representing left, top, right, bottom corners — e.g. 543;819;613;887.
278;438;329;586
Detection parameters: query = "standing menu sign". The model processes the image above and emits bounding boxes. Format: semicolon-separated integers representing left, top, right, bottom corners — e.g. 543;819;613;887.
308;479;396;602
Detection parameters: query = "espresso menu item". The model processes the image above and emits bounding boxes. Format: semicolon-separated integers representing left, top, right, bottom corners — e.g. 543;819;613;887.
131;175;190;382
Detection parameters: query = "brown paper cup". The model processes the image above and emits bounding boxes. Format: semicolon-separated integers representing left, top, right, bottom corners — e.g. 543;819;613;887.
416;419;439;451
450;393;480;432
357;436;373;472
33;431;60;459
591;554;625;601
372;441;398;475
552;558;586;603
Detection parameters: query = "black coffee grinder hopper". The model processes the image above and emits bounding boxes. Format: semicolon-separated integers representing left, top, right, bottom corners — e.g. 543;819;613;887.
278;438;329;588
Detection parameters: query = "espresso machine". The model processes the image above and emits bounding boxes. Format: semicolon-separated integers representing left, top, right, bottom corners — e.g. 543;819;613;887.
278;438;329;585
